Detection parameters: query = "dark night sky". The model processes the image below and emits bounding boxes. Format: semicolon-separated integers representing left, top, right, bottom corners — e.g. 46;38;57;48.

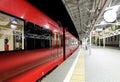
28;0;78;38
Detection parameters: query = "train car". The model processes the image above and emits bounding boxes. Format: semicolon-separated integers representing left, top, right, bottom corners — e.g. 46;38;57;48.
64;31;78;58
0;0;78;82
98;35;119;47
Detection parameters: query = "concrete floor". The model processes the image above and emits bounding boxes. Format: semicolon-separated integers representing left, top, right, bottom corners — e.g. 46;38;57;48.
39;46;120;82
85;46;120;82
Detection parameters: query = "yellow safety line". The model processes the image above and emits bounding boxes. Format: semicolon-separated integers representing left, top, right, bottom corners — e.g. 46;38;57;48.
70;48;85;82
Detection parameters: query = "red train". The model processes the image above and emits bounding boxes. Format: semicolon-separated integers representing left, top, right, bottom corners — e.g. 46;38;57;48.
0;0;78;82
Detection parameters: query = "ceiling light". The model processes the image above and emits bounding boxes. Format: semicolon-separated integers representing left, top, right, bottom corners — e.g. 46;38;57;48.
10;25;17;29
103;10;117;23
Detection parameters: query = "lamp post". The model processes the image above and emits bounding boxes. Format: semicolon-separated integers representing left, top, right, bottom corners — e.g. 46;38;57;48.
89;31;92;55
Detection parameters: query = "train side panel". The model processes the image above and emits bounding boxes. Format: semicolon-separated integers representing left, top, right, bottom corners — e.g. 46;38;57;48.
0;0;78;82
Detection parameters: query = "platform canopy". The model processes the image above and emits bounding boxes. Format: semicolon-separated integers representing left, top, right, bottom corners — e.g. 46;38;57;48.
62;0;120;40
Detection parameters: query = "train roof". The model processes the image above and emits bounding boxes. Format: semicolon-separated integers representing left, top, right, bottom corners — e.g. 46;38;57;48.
0;0;63;34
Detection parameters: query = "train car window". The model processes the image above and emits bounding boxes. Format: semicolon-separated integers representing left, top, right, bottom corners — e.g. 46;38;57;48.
65;37;69;46
58;34;61;47
56;34;58;47
53;33;62;48
53;33;57;47
60;35;63;46
53;33;61;47
24;22;52;50
0;12;24;52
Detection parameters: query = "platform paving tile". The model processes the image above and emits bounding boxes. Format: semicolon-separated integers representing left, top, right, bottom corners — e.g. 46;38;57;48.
70;48;85;82
85;46;120;82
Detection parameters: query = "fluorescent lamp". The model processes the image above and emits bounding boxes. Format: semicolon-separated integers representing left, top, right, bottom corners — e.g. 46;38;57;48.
10;24;17;29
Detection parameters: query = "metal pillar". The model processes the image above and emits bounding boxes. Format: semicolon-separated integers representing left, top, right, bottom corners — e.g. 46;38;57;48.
89;32;92;55
103;37;105;48
63;27;66;60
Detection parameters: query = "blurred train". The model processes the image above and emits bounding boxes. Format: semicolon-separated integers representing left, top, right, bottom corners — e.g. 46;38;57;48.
0;0;78;82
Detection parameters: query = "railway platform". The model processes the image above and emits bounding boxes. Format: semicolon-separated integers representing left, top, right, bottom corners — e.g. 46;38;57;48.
40;45;120;82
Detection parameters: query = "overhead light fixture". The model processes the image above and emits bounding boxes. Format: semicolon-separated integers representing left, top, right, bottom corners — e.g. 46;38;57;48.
10;18;18;24
44;24;49;29
10;24;17;29
103;5;120;23
103;9;117;23
100;21;106;25
53;29;58;32
44;23;50;29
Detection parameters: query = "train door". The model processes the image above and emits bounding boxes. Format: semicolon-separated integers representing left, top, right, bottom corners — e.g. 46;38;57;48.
57;34;60;57
52;32;59;65
52;32;58;65
13;31;22;50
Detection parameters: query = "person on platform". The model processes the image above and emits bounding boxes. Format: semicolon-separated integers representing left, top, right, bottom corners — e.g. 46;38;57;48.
4;38;9;51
